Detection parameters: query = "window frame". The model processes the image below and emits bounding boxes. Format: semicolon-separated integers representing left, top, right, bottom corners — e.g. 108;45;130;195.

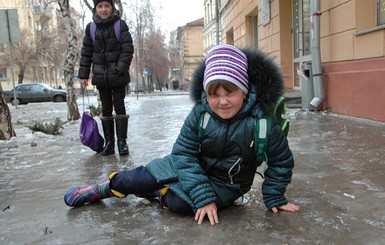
378;0;385;25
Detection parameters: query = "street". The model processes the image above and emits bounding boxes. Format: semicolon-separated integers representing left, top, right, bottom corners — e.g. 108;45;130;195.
1;92;385;244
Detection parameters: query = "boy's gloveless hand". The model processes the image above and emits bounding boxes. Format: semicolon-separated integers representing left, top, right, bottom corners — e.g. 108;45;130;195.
272;202;300;214
195;202;219;225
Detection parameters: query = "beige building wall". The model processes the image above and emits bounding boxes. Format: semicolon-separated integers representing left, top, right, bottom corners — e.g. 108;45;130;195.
0;0;34;30
1;0;36;89
176;18;205;90
320;0;385;62
1;0;80;90
319;0;385;121
219;0;293;90
203;0;217;51
205;0;385;121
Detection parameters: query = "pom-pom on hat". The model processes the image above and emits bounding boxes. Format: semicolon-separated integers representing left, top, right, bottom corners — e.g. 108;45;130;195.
203;44;249;94
93;0;115;11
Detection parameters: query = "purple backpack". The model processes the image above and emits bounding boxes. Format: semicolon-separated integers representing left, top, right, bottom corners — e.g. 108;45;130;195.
90;20;121;43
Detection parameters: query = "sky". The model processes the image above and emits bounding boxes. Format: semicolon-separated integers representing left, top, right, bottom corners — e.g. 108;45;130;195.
151;0;204;33
70;0;204;36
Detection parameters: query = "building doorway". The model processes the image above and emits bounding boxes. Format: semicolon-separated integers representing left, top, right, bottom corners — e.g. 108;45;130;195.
292;0;311;89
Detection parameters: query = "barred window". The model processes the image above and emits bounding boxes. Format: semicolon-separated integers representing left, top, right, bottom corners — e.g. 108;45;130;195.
0;67;7;79
378;0;385;25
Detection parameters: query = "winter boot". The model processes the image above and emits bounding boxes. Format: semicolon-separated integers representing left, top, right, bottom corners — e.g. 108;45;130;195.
115;115;129;155
64;173;126;207
101;116;115;155
64;179;113;207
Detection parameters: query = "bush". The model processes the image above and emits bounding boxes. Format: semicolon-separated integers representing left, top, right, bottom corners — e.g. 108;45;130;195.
88;104;102;117
28;118;64;135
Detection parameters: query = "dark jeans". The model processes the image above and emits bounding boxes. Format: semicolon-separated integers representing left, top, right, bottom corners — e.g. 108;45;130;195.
98;86;126;116
110;166;194;215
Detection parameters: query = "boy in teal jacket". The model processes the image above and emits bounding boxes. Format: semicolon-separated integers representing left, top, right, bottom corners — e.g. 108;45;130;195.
65;44;300;225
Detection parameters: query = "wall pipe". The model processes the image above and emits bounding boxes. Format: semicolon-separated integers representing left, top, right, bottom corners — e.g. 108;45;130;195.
215;0;220;45
310;0;324;109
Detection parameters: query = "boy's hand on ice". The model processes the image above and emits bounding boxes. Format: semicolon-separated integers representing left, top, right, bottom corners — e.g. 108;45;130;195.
272;202;300;214
195;202;219;225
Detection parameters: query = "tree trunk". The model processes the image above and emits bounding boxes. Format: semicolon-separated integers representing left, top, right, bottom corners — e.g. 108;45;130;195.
0;84;16;140
18;67;25;84
58;0;80;121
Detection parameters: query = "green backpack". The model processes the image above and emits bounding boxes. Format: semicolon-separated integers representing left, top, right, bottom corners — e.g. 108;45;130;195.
198;95;289;168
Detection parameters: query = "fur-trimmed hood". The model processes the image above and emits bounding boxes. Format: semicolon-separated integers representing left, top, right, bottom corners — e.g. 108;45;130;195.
189;48;284;115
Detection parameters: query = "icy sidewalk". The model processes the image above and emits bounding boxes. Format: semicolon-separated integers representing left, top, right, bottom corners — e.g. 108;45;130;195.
1;94;385;244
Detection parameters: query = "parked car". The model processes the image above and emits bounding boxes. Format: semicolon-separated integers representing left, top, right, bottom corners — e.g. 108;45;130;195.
134;83;144;93
3;83;67;105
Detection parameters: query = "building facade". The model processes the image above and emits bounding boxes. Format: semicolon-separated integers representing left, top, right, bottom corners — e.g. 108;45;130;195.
174;18;205;90
0;0;82;90
204;0;385;122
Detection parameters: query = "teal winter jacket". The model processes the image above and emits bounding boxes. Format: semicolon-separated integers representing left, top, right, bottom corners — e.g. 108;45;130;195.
146;48;294;212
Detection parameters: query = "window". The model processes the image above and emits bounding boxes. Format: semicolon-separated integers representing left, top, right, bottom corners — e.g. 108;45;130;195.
378;0;385;25
0;67;7;79
31;84;43;92
293;0;311;59
226;28;234;45
252;15;258;48
245;14;258;48
28;16;32;28
19;85;31;91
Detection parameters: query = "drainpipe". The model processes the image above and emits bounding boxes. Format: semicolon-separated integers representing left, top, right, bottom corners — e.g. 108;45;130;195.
215;0;220;45
310;0;324;109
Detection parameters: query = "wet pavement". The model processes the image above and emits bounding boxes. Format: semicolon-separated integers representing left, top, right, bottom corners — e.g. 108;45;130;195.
1;91;385;244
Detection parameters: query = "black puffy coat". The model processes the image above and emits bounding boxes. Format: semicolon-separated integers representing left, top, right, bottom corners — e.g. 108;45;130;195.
78;14;134;88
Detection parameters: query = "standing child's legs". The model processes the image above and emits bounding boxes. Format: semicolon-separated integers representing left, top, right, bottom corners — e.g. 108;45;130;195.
98;88;115;155
112;87;129;155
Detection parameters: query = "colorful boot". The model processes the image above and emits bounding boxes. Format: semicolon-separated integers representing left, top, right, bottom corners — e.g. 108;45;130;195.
64;179;113;207
64;172;126;207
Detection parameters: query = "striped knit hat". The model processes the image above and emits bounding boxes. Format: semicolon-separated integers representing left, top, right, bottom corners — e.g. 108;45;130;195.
203;44;249;94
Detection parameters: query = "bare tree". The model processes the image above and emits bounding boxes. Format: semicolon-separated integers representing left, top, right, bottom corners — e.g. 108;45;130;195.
44;28;68;88
126;0;154;92
143;28;170;91
11;28;49;84
0;83;16;140
57;0;80;121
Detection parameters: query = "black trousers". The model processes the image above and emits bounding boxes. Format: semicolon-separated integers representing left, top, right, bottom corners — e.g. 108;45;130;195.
98;85;126;116
110;166;194;215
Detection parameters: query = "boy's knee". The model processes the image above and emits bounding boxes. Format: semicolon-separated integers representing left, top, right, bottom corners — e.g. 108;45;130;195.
162;190;194;215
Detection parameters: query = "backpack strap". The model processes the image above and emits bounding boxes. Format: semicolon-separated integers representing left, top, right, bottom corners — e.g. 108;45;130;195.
254;116;271;164
198;112;211;139
89;20;121;44
113;20;121;41
90;22;96;43
274;96;290;137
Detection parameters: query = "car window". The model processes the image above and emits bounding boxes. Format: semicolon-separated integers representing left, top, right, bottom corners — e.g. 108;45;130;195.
31;84;44;92
18;85;31;91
